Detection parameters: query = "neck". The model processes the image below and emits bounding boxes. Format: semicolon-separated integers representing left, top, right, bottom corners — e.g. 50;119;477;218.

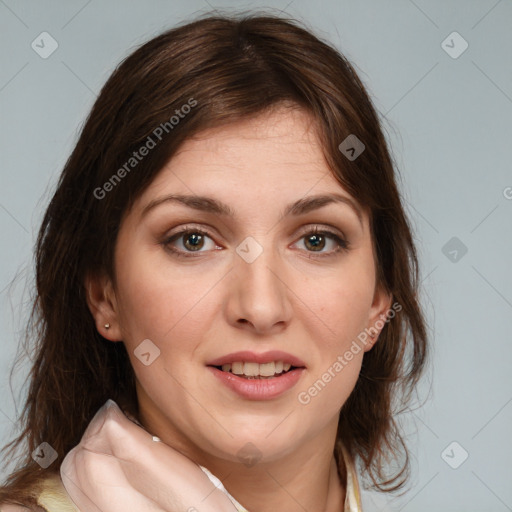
205;445;345;512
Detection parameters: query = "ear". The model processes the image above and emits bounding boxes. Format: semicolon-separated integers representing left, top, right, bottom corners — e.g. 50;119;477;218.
84;271;122;342
363;284;393;353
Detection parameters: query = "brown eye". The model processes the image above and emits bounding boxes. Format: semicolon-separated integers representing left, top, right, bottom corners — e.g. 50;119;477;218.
162;228;219;258
294;227;349;257
304;233;326;252
182;232;205;251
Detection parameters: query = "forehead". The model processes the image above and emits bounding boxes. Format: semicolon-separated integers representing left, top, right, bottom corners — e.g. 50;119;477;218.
128;106;368;232
180;106;320;152
147;107;339;194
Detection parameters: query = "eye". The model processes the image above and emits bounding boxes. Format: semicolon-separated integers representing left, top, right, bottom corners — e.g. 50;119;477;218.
162;227;220;258
293;226;349;257
161;224;349;259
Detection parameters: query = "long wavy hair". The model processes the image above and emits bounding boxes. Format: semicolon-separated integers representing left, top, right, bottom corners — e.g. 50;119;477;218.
0;11;428;507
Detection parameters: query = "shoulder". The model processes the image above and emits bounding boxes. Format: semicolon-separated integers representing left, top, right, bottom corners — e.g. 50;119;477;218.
35;473;78;512
1;473;77;512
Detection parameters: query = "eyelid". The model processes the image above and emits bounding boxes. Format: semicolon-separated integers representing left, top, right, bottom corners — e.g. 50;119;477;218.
162;222;346;241
160;222;350;258
161;224;220;257
291;225;350;256
295;223;346;240
161;223;222;245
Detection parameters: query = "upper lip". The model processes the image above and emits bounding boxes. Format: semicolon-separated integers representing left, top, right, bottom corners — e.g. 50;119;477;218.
207;350;306;368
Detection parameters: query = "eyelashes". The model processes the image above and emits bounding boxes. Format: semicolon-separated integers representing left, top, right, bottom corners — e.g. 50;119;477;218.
161;225;350;259
162;228;219;258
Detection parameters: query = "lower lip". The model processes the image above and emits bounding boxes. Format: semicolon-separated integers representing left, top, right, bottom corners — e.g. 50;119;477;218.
207;366;305;400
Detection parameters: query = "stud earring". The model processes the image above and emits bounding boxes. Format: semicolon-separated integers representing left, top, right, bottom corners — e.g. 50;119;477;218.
104;323;110;329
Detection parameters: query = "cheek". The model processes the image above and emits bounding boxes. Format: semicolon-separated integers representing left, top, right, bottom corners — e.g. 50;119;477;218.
299;260;375;346
114;247;222;350
293;254;374;412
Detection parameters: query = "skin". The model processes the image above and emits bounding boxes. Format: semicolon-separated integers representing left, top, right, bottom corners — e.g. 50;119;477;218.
86;106;392;512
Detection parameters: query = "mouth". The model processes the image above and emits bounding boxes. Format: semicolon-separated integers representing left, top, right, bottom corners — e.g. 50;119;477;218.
206;360;306;400
206;351;306;399
209;361;303;380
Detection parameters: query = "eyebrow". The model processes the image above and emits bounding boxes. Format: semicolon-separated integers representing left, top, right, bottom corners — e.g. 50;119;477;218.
141;192;363;227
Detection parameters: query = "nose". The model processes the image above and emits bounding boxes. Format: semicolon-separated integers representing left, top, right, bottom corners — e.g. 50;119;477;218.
225;244;293;335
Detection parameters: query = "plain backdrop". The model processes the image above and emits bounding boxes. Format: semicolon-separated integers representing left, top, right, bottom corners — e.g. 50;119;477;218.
1;1;511;511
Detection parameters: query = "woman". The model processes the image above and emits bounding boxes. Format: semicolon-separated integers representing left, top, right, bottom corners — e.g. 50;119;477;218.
0;12;427;512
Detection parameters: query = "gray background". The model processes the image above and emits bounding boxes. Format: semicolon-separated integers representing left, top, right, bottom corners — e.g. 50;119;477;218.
1;1;511;511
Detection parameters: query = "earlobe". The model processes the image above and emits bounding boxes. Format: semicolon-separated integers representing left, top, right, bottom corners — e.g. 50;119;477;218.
84;272;122;342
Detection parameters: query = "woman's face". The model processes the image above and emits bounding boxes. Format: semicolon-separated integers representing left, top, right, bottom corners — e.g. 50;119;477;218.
90;107;391;466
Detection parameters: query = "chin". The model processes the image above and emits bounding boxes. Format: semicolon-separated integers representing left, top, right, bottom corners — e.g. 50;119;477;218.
208;433;300;465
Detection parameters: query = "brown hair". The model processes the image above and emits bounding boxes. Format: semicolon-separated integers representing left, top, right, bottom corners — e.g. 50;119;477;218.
0;11;428;507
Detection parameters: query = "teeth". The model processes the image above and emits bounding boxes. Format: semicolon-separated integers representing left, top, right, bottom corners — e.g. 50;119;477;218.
259;362;276;377
232;362;244;374
219;361;295;377
244;362;260;376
